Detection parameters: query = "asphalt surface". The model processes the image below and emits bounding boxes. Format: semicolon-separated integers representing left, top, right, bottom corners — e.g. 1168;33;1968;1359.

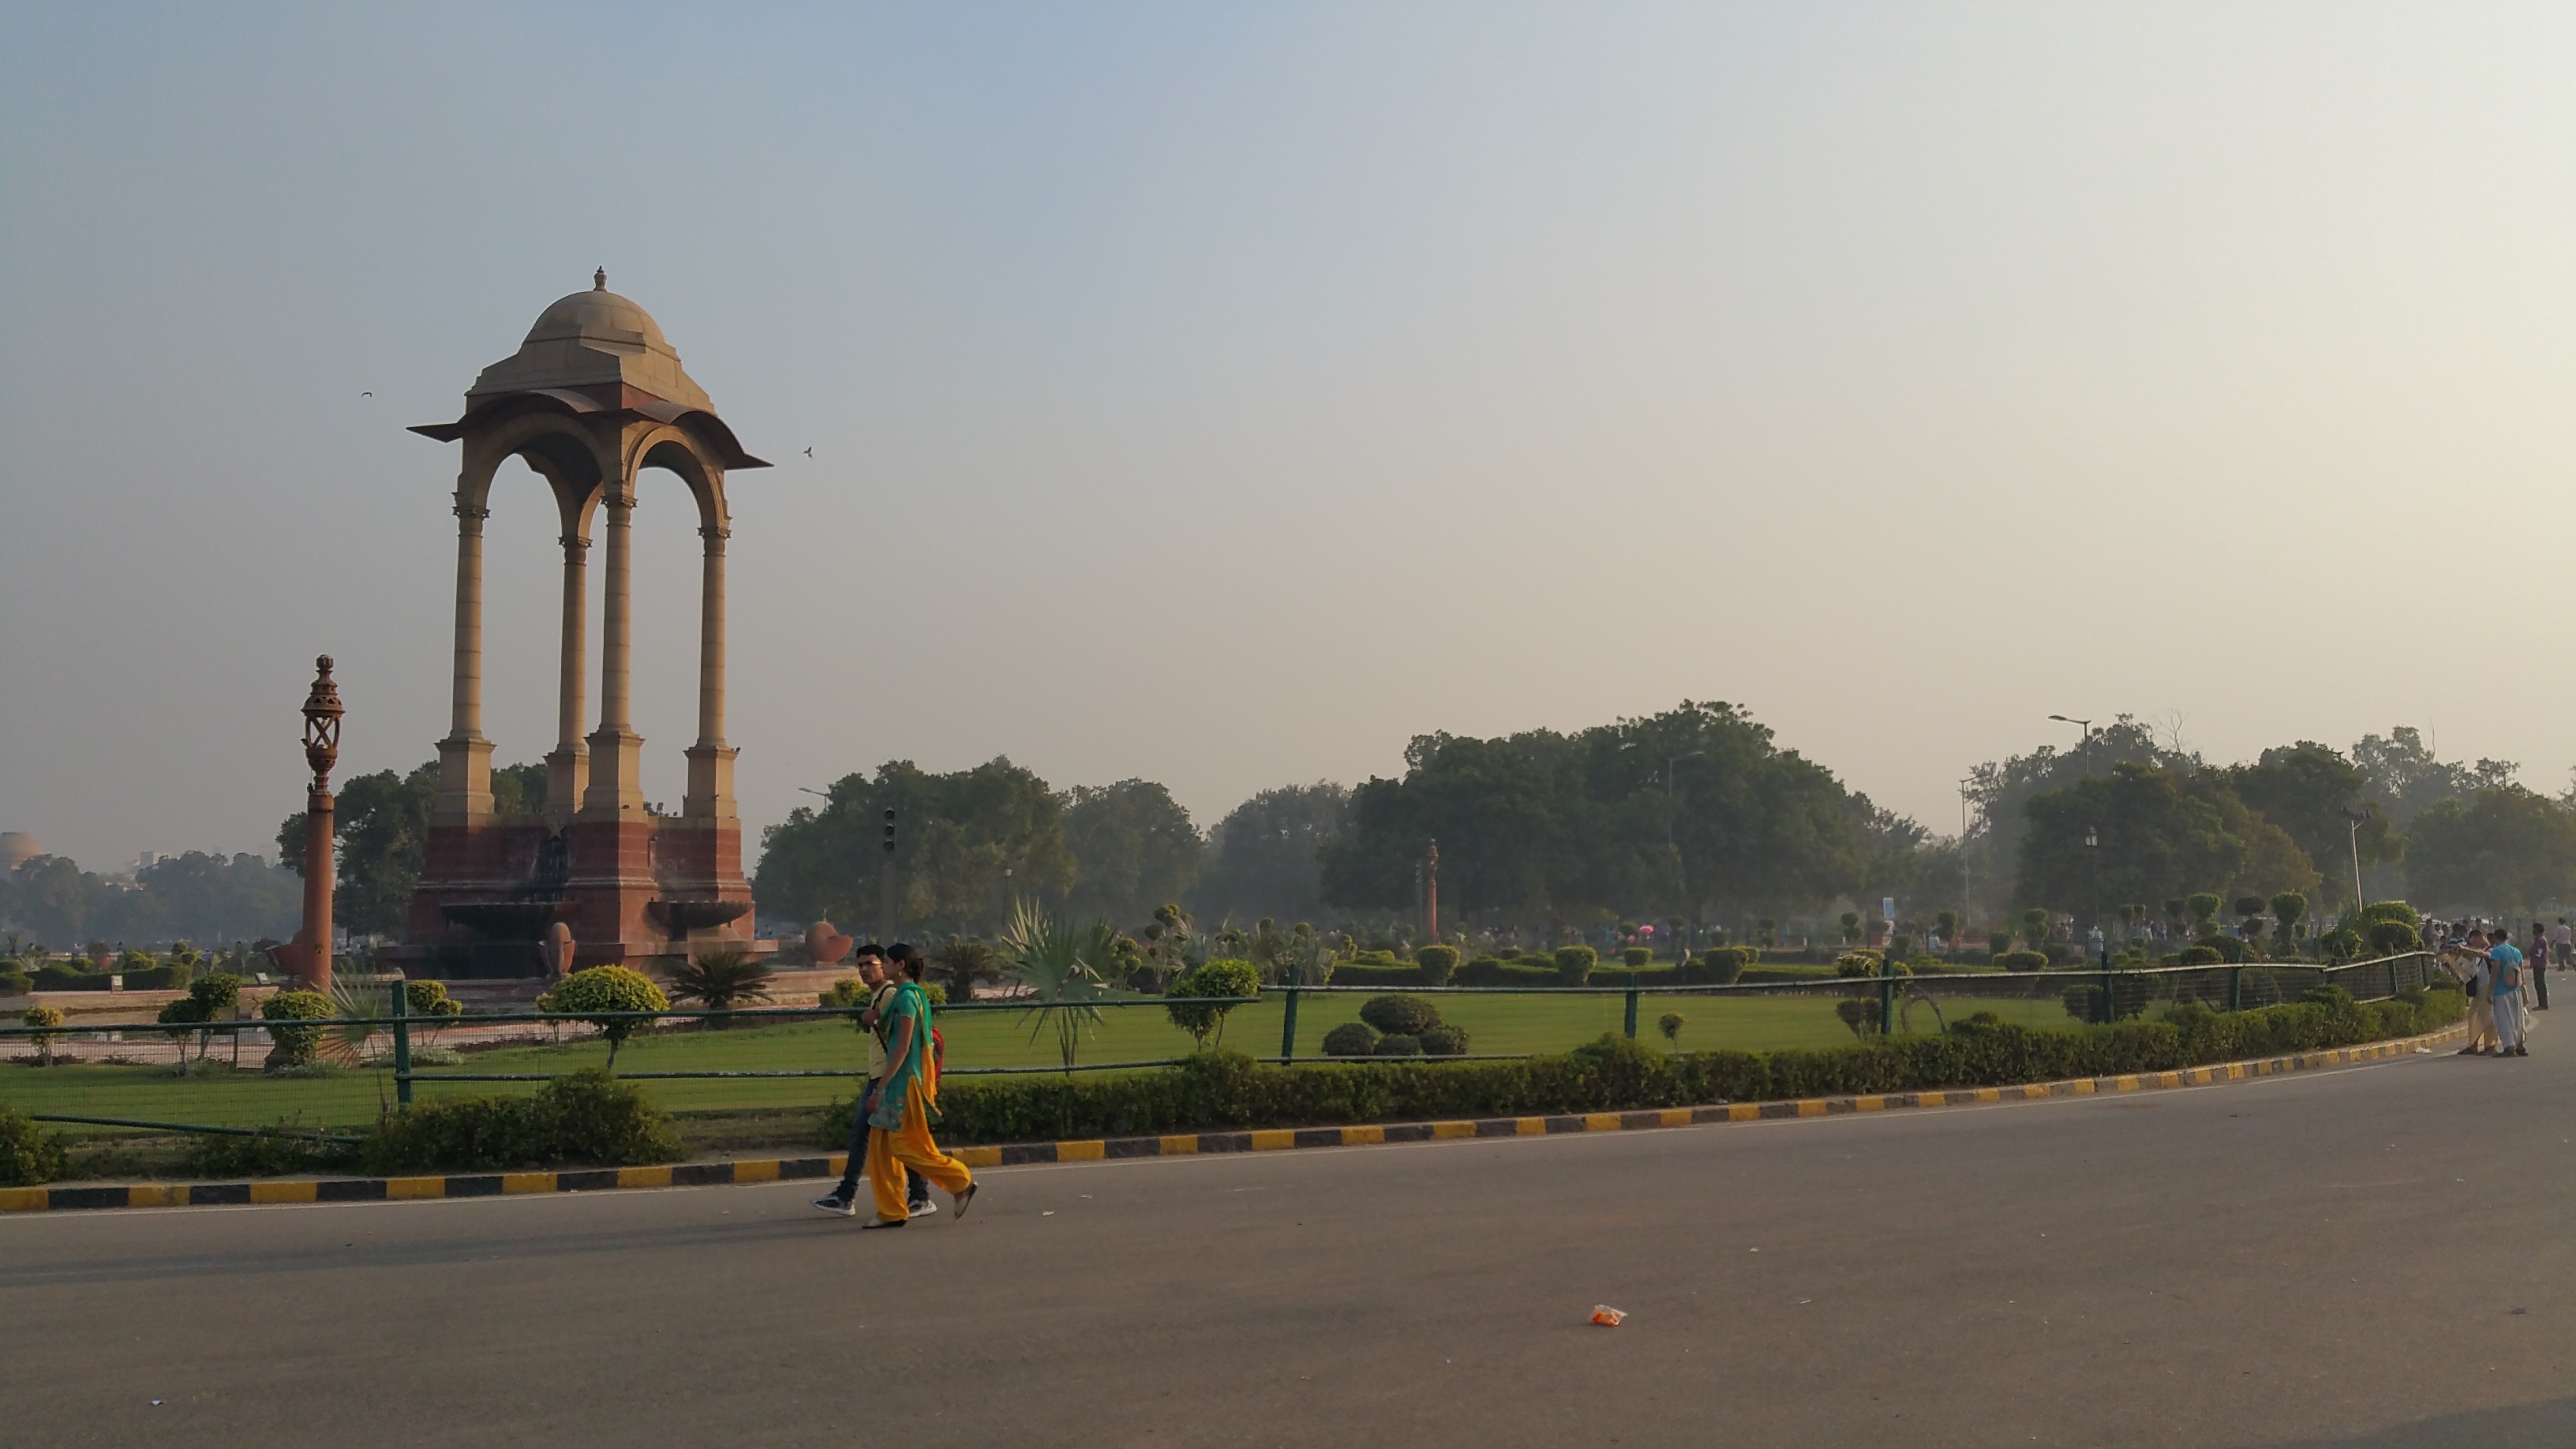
6;1040;2572;1449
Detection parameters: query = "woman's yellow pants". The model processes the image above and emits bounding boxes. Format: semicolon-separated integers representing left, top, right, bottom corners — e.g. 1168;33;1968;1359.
867;1077;972;1223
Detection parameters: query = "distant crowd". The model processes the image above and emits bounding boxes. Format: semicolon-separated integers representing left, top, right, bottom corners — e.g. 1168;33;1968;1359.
2431;917;2563;1058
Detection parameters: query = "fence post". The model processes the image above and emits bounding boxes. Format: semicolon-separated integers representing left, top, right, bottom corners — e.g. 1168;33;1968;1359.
1279;983;1300;1063
1878;967;1896;1035
391;978;413;1106
2099;963;2115;1025
2226;965;2243;1013
1624;974;1641;1039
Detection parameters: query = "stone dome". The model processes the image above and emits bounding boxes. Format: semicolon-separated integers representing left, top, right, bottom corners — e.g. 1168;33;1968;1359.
522;283;672;354
465;269;714;412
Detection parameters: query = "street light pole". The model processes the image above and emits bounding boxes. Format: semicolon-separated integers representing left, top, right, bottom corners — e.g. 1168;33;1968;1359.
2341;805;2372;909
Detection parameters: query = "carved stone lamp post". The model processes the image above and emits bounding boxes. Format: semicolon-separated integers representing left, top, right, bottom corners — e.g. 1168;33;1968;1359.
295;655;343;992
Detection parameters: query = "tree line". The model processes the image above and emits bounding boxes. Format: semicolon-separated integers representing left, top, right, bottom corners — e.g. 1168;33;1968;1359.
0;851;300;953
15;710;2569;957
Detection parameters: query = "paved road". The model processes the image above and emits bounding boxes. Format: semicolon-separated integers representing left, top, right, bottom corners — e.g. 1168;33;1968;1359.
7;1042;2573;1448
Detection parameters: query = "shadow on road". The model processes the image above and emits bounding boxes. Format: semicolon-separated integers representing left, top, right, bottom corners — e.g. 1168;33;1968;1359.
2256;1395;2576;1449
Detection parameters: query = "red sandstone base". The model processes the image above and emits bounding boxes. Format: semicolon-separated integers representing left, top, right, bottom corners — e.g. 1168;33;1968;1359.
399;814;756;977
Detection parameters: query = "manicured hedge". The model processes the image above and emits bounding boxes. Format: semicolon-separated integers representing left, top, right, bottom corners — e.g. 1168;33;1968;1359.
1453;960;1557;987
1327;963;1425;988
833;985;2462;1147
362;1069;683;1173
1740;965;1838;983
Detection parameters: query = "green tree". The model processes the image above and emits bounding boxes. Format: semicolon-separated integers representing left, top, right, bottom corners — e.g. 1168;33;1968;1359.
1966;716;2189;894
277;759;447;938
1319;702;1877;927
2016;763;2319;921
2226;743;2400;909
1061;780;1203;927
2349;727;2512;827
538;967;668;1071
753;758;1076;934
2402;788;2576;916
1193;783;1347;923
1163;957;1260;1050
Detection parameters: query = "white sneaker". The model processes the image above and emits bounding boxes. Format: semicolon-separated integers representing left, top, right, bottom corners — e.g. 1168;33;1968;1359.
811;1194;857;1217
909;1198;939;1217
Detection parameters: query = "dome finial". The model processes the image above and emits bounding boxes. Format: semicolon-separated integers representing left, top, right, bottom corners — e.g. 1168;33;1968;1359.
593;267;607;292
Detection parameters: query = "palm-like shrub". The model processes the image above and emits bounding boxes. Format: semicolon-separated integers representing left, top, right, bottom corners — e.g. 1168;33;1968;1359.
1657;1012;1684;1046
665;949;776;1027
931;936;1001;1002
1000;902;1117;1073
539;967;668;1071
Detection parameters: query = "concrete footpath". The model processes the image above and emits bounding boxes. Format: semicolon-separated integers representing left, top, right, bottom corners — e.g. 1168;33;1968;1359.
5;1031;2571;1448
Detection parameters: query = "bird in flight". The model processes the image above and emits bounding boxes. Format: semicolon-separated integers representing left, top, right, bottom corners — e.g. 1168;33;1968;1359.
803;447;814;458
361;391;373;397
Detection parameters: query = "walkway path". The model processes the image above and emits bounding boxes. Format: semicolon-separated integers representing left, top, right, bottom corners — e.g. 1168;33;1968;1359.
6;1040;2570;1447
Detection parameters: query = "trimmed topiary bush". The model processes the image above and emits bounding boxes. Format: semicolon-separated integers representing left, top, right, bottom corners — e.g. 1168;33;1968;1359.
1165;959;1260;1049
2177;944;2224;967
1419;1023;1470;1056
538;966;669;1070
0;1108;67;1185
1321;1022;1379;1057
2366;919;2423;957
1372;1033;1423;1056
1994;951;2049;972
1623;946;1653;969
1359;994;1440;1037
260;990;334;1069
1553;945;1597;986
1415;945;1459;987
21;1004;65;1064
1702;947;1750;984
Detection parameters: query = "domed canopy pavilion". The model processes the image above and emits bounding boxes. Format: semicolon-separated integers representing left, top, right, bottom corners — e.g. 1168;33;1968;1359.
401;272;768;977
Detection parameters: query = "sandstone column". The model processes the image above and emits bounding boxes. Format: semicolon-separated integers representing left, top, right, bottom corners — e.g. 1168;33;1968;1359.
683;523;737;820
433;500;493;821
582;486;644;816
545;533;590;814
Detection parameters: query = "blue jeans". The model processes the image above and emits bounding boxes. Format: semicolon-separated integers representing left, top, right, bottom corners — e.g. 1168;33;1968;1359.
835;1078;926;1205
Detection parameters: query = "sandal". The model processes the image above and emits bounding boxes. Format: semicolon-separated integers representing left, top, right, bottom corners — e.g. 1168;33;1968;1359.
952;1182;978;1221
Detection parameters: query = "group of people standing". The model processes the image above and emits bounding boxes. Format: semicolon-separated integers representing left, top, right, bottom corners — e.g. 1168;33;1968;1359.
2438;919;2568;1058
811;942;978;1228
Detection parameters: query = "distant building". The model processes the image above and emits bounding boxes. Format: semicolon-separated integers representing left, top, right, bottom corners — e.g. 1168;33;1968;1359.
0;832;38;874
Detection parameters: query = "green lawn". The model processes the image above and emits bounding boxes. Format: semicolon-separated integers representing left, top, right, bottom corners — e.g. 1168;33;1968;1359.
0;987;2080;1131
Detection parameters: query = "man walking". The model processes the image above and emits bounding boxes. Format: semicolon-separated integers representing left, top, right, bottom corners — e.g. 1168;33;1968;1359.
813;945;934;1219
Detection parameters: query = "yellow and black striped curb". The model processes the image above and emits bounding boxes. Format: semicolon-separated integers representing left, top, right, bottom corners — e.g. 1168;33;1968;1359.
0;1025;2459;1214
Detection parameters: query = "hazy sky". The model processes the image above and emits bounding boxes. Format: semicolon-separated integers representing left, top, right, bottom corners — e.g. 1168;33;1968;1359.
3;2;2570;872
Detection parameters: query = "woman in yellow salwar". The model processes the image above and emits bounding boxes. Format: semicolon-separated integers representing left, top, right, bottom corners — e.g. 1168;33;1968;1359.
861;949;977;1229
